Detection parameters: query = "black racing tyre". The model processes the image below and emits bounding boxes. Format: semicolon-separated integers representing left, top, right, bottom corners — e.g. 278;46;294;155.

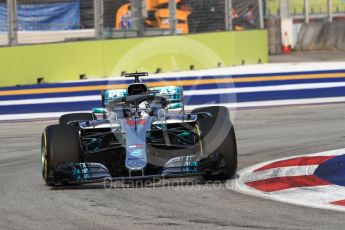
192;106;237;180
41;125;81;186
59;113;96;125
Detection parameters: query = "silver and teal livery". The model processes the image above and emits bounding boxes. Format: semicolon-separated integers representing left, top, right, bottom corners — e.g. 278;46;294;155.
40;72;237;186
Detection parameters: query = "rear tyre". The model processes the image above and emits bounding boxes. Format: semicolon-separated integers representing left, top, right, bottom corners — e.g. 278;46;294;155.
192;106;237;181
41;125;81;186
59;113;96;125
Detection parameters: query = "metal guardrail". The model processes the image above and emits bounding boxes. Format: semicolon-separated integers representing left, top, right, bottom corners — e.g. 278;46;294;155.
267;0;345;23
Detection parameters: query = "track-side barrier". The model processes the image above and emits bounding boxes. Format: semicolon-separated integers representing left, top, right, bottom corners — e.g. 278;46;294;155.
1;63;345;121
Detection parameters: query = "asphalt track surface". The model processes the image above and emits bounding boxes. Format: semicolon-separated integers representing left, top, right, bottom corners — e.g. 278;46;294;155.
1;104;345;230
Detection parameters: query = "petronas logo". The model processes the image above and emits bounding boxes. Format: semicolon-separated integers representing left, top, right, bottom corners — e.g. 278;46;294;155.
130;149;144;157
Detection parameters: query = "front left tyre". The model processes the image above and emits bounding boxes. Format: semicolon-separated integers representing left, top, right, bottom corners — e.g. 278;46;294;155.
41;125;81;186
192;106;237;181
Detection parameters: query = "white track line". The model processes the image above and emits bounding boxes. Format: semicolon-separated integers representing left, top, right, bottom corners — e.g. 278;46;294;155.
0;95;100;106
76;62;345;82
184;96;345;110
272;185;345;204
0;111;89;121
183;82;345;95
2;97;345;121
242;165;318;183
2;82;345;106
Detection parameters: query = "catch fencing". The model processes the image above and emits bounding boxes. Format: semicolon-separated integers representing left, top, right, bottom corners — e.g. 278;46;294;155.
266;0;345;23
3;0;264;46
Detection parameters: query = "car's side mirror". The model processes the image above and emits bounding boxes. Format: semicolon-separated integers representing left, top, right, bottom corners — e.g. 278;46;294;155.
195;112;212;119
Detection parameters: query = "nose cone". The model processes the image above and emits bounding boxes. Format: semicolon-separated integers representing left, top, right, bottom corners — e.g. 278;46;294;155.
121;117;154;172
126;147;147;170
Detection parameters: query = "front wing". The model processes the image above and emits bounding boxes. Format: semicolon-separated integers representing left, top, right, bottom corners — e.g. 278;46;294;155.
52;154;221;185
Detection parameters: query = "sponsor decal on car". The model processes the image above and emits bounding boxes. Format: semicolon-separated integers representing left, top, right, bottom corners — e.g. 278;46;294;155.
129;144;144;149
127;119;146;126
129;148;144;158
159;87;177;95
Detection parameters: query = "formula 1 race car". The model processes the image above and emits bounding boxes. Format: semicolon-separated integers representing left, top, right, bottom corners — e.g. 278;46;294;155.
41;72;237;186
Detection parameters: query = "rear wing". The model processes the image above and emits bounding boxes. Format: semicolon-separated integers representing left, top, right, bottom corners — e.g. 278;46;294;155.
101;86;184;110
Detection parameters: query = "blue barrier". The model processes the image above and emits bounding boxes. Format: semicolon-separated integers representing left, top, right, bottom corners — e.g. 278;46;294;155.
1;69;345;120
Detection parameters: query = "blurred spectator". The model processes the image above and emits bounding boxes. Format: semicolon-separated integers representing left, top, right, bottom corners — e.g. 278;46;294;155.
231;7;244;31
120;5;132;29
231;7;239;19
244;5;255;25
187;1;225;33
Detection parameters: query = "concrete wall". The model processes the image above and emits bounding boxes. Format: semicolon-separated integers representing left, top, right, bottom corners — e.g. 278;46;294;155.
0;30;268;87
296;22;345;51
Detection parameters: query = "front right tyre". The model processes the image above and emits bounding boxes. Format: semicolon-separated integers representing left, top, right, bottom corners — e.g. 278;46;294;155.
41;125;81;186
